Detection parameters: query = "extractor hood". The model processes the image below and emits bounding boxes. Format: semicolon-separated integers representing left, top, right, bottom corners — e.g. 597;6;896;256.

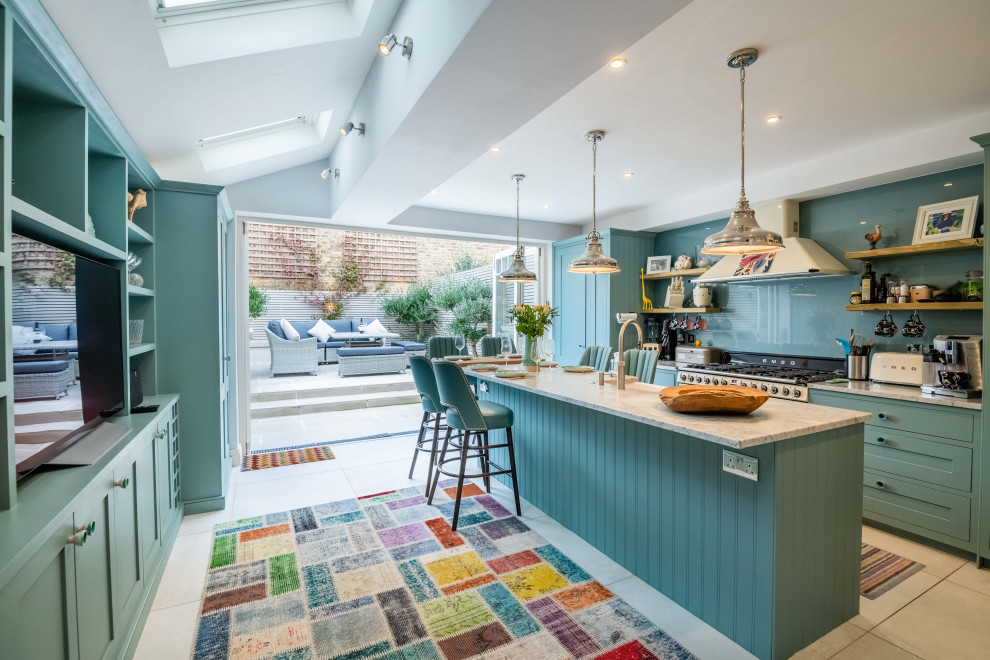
694;200;851;283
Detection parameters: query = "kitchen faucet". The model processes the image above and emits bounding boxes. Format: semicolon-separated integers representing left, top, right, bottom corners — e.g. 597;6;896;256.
617;319;643;390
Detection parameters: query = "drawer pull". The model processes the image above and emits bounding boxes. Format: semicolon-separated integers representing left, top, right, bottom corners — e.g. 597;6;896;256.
155;429;167;439
876;437;886;444
75;521;96;536
875;480;886;489
877;413;888;420
68;531;87;547
114;477;130;489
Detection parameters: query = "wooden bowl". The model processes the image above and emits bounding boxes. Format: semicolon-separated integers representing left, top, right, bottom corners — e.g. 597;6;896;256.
659;385;769;414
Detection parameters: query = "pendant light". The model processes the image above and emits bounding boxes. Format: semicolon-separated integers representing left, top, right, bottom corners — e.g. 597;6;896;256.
701;48;783;255
498;174;538;283
568;130;620;273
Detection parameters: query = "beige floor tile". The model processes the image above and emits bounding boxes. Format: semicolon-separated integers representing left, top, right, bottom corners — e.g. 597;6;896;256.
851;570;940;630
790;622;867;659
945;561;990;597
151;531;212;610
832;633;921;659
133;601;200;660
232;470;356;519
874;581;990;660
862;525;966;578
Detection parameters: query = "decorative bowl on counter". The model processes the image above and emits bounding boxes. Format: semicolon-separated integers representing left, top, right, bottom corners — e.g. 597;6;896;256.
658;385;769;414
495;369;529;379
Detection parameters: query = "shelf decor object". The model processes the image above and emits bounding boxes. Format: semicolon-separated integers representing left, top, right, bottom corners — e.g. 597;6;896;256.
702;48;784;256
911;196;980;245
128;320;145;346
567;130;620;273
646;255;672;274
845;237;983;260
127;188;147;222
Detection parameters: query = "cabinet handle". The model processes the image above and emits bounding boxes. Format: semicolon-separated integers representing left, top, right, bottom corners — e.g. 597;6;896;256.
68;531;88;547
155;429;167;439
876;437;886;444
75;521;96;536
224;355;231;362
877;412;887;420
114;477;130;489
875;480;886;489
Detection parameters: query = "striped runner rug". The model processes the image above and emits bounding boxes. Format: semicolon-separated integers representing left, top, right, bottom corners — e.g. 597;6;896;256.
242;445;335;471
861;543;926;599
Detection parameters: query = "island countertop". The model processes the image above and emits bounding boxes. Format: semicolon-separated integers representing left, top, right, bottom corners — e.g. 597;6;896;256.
471;368;869;449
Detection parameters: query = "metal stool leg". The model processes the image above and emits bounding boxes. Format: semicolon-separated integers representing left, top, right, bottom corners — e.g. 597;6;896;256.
409;411;429;478
427;427;452;504
451;431;472;531
479;432;491;493
505;427;522;515
424;414;442;497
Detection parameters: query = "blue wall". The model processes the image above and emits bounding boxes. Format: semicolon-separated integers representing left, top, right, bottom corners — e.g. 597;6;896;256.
652;165;984;358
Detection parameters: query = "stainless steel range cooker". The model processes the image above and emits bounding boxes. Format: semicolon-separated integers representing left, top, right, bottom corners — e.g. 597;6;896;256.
676;352;846;402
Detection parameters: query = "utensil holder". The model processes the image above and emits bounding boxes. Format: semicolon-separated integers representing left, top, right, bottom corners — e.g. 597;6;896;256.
847;355;869;381
128;320;144;347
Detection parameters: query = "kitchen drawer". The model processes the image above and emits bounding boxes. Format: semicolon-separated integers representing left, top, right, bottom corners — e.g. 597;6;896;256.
864;426;973;492
863;470;971;541
810;391;974;443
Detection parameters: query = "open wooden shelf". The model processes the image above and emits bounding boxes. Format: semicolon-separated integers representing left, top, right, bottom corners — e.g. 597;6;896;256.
846;238;983;260
643;267;709;280
845;302;983;312
127;223;153;245
12;196;127;261
128;285;154;297
128;342;155;357
641;307;722;314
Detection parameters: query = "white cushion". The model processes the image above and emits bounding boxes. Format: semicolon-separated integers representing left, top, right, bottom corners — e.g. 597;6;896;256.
279;318;301;341
364;318;389;335
307;319;333;343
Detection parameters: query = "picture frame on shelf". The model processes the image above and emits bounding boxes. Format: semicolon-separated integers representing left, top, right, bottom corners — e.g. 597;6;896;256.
911;196;980;245
646;255;671;275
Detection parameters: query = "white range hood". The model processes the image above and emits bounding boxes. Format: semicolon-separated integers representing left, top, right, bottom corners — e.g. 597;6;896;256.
694;200;851;283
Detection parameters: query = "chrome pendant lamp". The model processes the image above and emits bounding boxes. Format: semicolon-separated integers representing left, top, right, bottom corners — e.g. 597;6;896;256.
498;174;538;283
567;130;620;274
702;48;783;255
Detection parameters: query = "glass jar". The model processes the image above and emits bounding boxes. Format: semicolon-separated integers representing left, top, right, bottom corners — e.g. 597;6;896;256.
965;270;983;301
849;291;862;305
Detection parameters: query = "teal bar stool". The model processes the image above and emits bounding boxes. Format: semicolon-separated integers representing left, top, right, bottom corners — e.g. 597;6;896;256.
427;336;465;360
578;345;612;371
429;360;522;529
407;355;448;494
622;348;659;383
480;336;516;357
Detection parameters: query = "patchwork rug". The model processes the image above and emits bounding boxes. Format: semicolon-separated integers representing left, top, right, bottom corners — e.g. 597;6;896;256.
193;480;697;660
241;446;336;471
860;543;926;599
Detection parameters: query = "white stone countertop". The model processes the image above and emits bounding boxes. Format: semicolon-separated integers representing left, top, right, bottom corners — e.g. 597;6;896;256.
810;381;983;411
471;368;870;449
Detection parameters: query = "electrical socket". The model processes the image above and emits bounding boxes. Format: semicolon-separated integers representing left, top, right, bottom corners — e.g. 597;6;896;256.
479;382;489;393
722;449;758;481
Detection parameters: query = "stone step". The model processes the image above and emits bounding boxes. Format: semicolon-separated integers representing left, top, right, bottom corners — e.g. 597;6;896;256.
250;390;421;419
251;380;415;403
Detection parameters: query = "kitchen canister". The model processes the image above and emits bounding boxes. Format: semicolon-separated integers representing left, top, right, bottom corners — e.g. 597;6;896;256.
909;284;932;303
847;355;869;381
965;270;983;301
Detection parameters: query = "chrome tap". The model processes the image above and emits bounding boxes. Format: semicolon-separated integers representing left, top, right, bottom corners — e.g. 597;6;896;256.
617;319;643;390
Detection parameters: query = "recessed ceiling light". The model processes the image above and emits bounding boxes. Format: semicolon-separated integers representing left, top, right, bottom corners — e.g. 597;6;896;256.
430;189;439;194
766;115;781;124
944;182;953;187
860;221;867;225
543;204;551;209
490;145;502;152
609;57;626;69
622;171;634;177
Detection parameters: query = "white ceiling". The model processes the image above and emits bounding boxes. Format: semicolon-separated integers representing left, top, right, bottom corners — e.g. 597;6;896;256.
416;0;990;230
39;0;401;185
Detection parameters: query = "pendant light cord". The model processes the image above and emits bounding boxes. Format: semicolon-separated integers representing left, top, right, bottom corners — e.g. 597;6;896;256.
739;65;746;201
590;135;599;238
515;176;521;249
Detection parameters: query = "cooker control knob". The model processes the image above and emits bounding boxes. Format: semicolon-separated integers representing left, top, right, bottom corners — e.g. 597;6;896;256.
770;386;779;394
792;388;802;398
703;377;711;384
760;384;768;391
688;375;695;383
750;383;758;389
721;379;729;385
679;373;687;381
782;387;790;396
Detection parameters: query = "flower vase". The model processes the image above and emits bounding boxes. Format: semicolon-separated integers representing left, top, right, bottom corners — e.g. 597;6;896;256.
523;335;538;370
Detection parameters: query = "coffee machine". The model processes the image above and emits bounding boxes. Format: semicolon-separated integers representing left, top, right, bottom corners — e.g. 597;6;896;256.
922;335;983;398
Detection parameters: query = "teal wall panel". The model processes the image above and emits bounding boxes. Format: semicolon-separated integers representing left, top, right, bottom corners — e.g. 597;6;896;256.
481;381;862;659
651;165;984;357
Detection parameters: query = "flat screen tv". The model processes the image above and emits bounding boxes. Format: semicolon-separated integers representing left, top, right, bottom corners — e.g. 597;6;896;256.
12;234;125;478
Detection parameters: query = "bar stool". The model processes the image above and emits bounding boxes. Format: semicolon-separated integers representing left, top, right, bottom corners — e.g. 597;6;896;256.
428;360;522;530
579;345;612;371
407;355;446;494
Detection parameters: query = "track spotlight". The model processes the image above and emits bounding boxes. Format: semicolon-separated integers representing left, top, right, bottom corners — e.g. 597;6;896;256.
378;33;413;58
339;122;365;136
321;168;339;180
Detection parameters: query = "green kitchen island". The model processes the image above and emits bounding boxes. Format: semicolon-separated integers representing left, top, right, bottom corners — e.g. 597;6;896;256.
472;369;870;660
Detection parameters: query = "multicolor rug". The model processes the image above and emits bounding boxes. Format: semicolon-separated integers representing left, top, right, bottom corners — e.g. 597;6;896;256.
241;446;335;471
860;543;926;599
192;480;698;660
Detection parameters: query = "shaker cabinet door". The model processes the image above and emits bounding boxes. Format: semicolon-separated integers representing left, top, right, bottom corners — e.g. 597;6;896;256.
114;456;144;628
75;490;117;660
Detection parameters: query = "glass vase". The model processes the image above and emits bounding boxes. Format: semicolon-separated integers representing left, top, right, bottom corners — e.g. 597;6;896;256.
523;335;537;367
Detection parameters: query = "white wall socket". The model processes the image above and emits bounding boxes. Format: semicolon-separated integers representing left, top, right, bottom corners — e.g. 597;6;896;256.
722;449;759;481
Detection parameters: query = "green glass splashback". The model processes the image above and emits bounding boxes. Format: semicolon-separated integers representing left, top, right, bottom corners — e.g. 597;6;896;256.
653;165;984;358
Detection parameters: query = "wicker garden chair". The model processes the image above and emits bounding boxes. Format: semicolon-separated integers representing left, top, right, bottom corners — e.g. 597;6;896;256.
265;328;318;377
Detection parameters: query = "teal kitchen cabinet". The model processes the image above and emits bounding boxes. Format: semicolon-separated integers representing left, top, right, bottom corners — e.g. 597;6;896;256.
653;368;677;387
970;130;990;565
75;488;116;660
553;229;655;365
810;389;982;554
113;454;144;638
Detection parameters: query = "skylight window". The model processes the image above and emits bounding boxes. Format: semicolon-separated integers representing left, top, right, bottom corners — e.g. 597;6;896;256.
194;111;334;172
157;0;289;10
196;116;308;147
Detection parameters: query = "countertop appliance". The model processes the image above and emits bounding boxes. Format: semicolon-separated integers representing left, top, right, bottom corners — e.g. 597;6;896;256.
870;352;923;387
676;352;846;402
675;346;723;366
922;335;983;399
